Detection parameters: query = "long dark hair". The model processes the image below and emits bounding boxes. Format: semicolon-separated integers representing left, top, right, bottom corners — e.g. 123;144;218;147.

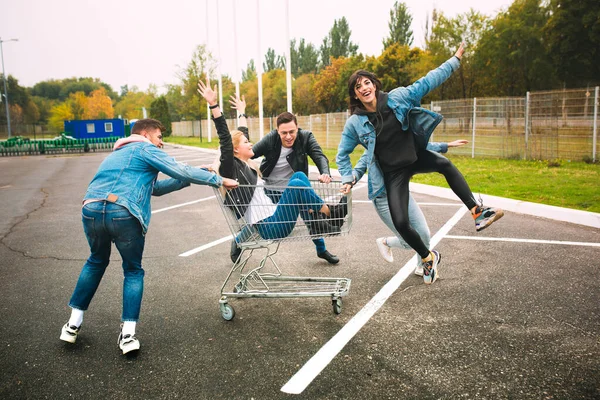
347;70;382;114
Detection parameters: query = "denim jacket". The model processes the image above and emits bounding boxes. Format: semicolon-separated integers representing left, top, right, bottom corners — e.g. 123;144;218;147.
84;142;223;233
336;56;460;200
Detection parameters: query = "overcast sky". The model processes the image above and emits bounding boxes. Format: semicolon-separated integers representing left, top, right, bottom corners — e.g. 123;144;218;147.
1;0;513;94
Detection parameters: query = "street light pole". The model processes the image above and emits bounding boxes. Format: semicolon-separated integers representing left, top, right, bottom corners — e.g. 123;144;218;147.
0;37;18;139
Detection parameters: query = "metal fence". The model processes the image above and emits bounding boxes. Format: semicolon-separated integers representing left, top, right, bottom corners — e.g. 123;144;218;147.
172;87;598;162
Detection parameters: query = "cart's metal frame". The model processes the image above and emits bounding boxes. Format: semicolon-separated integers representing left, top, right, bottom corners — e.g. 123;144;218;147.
213;181;352;320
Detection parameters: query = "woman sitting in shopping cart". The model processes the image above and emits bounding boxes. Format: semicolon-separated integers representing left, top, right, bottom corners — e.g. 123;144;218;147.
198;79;348;247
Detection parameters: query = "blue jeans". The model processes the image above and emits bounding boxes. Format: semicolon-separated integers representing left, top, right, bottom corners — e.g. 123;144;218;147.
373;194;430;265
264;184;327;254
255;172;325;241
68;201;145;322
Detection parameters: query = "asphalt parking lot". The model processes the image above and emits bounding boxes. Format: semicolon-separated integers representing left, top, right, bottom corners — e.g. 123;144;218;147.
0;145;598;399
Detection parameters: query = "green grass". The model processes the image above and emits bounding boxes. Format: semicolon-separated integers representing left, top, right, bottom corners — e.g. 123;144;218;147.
167;137;600;213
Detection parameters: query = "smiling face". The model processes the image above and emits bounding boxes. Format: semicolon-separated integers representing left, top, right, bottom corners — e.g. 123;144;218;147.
233;131;254;160
354;76;377;109
277;121;298;148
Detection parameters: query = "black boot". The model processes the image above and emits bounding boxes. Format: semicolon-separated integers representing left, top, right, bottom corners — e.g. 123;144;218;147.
317;250;340;264
230;239;241;263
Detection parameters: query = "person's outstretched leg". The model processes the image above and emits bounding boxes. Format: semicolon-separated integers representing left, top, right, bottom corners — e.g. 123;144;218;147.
411;150;504;231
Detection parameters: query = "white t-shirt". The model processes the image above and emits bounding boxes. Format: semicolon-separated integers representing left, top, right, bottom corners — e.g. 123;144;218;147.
264;146;294;189
244;177;278;224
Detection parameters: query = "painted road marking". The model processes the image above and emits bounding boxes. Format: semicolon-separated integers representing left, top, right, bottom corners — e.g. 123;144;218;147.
152;196;216;214
280;206;469;395
179;235;233;257
445;235;600;247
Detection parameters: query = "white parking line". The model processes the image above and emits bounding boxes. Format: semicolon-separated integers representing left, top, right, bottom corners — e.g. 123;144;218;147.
179;235;233;257
352;200;461;206
280;206;469;394
445;235;600;247
152;196;216;214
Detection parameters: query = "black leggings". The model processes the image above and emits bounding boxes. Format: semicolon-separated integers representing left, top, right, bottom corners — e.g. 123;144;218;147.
384;150;478;258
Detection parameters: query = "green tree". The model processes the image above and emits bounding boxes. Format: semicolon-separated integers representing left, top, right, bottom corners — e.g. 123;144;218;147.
174;44;217;121
291;39;320;76
263;48;285;72
427;9;491;99
0;75;40;125
544;0;600;87
292;74;323;115
320;17;359;67
150;96;172;136
364;44;424;93
242;59;257;82
313;56;364;112
261;69;287;116
473;0;557;96
383;1;414;49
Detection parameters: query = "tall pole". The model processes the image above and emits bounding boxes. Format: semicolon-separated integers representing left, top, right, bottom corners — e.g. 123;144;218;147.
205;0;212;143
216;2;223;118
233;0;240;118
284;0;292;112
0;38;18;139
256;0;264;138
593;86;599;162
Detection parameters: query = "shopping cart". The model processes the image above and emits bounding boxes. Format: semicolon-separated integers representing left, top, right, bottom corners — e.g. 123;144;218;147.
213;180;352;320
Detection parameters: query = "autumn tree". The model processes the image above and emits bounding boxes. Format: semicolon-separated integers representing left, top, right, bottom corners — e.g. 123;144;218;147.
83;87;114;119
114;87;156;120
383;2;414;49
313;56;364;112
261;69;287;116
48;103;75;131
293;74;323;115
320;17;359;67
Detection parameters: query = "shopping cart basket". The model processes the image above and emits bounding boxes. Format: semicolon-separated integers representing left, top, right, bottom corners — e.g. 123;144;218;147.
213;180;352;320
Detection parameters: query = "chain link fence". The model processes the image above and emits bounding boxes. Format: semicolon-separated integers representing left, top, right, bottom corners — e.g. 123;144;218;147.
142;87;600;162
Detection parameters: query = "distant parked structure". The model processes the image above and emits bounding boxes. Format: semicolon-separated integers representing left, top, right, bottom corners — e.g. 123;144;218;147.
64;118;129;139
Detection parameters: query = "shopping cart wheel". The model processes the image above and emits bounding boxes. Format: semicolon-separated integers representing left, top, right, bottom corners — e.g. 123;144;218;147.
332;297;343;314
220;302;235;321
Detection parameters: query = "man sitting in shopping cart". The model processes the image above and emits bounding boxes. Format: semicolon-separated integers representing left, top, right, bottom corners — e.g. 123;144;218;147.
198;79;348;263
229;101;341;265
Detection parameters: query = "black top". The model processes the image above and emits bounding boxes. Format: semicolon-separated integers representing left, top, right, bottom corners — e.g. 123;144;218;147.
356;92;417;173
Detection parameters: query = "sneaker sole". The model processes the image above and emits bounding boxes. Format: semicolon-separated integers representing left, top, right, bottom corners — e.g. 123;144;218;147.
120;342;140;355
60;332;77;344
476;210;504;232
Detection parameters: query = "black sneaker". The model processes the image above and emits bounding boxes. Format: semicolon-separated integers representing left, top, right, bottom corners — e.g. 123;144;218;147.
230;239;241;263
327;196;348;228
317;250;340;264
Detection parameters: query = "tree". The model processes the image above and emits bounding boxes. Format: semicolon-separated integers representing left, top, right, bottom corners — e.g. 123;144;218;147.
48;103;75;131
68;92;88;120
364;44;424;93
427;9;491;99
291;39;320;76
0;75;40;125
292;74;323;115
174;44;217;120
261;69;287;116
313;56;364;112
545;0;600;87
83;87;114;119
114;87;156;120
242;59;257;82
263;48;284;72
320;17;359;67
383;2;414;49
150;96;172;136
473;0;557;96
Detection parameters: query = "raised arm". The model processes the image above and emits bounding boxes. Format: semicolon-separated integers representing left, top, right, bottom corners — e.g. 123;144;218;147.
198;79;235;178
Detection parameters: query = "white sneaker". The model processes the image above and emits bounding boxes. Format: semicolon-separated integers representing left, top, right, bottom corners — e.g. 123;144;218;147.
60;323;80;344
414;264;424;276
376;238;393;263
118;332;140;354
